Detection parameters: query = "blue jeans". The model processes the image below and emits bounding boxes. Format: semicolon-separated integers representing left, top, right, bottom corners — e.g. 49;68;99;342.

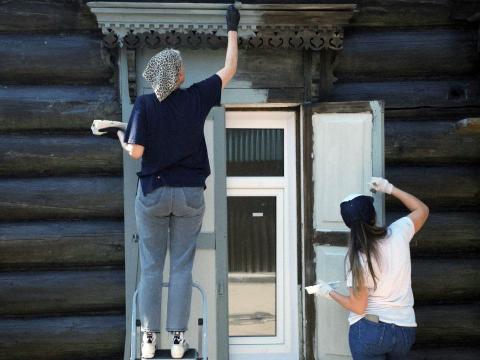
135;185;205;332
349;318;416;360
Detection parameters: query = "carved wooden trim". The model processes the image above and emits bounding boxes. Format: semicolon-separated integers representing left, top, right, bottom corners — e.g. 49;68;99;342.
101;27;345;51
88;2;355;50
126;48;136;102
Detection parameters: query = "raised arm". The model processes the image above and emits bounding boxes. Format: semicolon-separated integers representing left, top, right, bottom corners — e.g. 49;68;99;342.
369;177;429;233
216;5;239;90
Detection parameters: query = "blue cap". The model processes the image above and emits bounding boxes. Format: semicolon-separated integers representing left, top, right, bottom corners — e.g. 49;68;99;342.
340;194;375;228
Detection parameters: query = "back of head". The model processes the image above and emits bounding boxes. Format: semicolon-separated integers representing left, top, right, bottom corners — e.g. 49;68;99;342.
340;194;387;293
143;49;183;102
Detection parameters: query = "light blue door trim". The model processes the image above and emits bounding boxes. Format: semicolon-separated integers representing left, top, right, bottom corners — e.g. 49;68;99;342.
213;106;229;360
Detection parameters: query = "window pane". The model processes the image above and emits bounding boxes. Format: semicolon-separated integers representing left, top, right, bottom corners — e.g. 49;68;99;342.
228;196;277;337
226;129;284;176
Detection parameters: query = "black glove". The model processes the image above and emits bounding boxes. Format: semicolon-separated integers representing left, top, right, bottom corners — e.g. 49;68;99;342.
98;127;122;140
226;4;240;32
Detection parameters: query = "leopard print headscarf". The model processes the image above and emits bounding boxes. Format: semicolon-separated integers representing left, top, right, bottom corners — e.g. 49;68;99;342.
143;49;183;102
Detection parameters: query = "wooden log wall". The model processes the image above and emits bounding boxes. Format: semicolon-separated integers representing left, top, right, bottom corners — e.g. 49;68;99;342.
0;1;124;359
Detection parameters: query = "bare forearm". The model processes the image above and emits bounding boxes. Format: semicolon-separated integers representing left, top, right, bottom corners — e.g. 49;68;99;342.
217;31;238;89
225;31;238;71
391;186;429;232
391;186;427;213
330;291;366;315
117;130;143;159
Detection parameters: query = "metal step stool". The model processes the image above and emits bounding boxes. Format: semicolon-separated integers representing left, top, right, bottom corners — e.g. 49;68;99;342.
131;282;208;360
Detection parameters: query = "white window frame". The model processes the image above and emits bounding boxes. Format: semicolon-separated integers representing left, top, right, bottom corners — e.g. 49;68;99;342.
226;111;298;358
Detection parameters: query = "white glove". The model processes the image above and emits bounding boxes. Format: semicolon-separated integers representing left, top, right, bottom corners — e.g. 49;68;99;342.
305;279;334;299
369;177;393;195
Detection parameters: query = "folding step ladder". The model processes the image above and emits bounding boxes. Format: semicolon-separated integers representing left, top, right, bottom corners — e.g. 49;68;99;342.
130;282;208;360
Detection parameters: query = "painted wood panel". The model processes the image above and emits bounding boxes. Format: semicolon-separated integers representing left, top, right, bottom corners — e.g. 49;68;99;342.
312;112;373;231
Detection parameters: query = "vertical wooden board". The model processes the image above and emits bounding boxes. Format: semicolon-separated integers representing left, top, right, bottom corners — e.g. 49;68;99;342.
312;112;373;231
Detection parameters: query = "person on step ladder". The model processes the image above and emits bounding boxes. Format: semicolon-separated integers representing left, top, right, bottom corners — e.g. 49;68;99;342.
114;5;240;359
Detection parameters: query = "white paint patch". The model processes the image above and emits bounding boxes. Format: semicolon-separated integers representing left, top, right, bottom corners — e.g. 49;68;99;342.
312;112;373;232
313;245;351;359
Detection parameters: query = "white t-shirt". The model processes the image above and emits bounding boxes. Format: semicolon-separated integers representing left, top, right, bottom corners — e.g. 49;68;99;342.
346;216;417;327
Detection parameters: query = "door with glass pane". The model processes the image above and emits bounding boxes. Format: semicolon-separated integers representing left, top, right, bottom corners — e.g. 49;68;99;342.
226;111;299;360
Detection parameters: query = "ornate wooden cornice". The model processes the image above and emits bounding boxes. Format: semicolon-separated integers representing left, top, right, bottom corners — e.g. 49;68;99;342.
87;2;356;51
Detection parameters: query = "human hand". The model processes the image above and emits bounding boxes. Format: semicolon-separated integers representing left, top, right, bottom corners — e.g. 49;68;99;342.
98;127;122;139
305;279;334;299
226;4;240;32
369;177;394;195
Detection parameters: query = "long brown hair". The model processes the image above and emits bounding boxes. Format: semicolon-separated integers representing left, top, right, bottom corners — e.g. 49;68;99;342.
346;220;387;294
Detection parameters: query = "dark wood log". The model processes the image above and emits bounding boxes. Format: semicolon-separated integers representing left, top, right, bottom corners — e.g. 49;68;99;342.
0;135;122;177
415;304;480;347
386;106;480;122
0;85;121;131
0;220;124;270
412;259;480;304
408;347;480;360
329;79;480;109
0;35;112;85
0;315;124;360
236;48;304;88
350;0;458;27
385;166;480;211
0;269;124;316
0;177;124;220
337;28;479;80
385;121;480;165
387;212;480;257
0;0;98;33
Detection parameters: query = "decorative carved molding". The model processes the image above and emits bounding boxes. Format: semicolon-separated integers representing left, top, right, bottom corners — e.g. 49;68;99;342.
87;2;356;102
101;27;345;51
88;2;355;50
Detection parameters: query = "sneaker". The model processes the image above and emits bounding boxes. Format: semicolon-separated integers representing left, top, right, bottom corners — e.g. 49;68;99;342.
171;331;189;359
141;331;156;359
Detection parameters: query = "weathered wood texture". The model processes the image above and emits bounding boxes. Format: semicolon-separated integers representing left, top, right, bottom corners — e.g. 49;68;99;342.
0;315;124;360
412;259;480;304
0;35;112;85
415;304;480;346
337;28;479;80
348;0;464;27
329;79;480;109
385;166;480;210
408;347;480;360
0;1;466;32
0;270;124;316
385;121;480;165
385;106;480;122
0;86;121;131
387;212;480;257
0;135;122;177
0;221;124;270
0;0;98;33
0;177;123;220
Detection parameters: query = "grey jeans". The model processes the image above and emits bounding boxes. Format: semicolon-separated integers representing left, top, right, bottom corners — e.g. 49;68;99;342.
135;184;205;332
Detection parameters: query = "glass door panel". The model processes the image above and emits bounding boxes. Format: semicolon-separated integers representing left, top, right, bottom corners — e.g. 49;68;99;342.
227;196;277;337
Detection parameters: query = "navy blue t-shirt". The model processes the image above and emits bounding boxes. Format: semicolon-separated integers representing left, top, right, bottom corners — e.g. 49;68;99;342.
124;74;222;195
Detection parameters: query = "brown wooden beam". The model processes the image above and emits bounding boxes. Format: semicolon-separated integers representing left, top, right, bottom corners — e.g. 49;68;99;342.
0;220;124;270
0;269;125;316
0;177;124;220
0;315;124;360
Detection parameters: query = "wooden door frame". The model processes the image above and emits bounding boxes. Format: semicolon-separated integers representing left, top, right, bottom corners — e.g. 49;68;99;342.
300;100;385;359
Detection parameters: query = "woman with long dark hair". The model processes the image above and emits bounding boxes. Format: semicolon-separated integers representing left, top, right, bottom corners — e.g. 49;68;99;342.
308;177;429;359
